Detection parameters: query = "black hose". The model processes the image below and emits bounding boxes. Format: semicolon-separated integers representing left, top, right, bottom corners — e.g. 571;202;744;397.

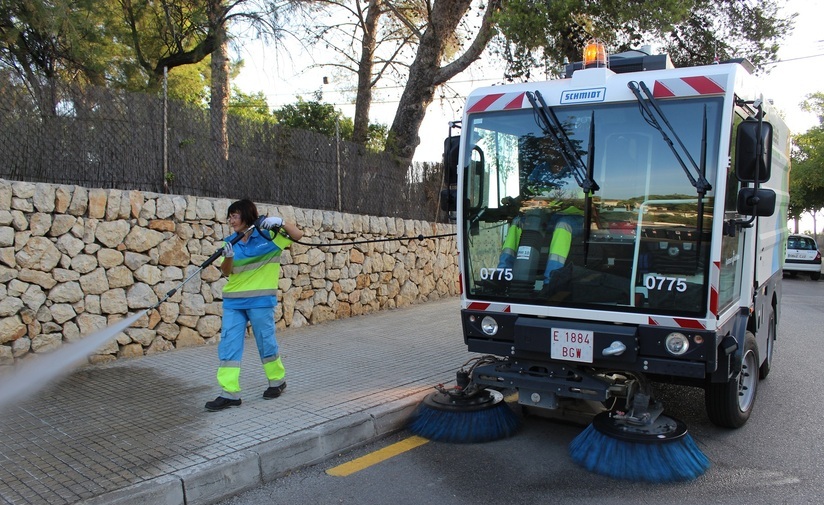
292;232;456;248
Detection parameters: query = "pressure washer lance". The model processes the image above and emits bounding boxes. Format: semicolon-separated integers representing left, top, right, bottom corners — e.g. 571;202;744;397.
148;224;254;311
0;225;256;411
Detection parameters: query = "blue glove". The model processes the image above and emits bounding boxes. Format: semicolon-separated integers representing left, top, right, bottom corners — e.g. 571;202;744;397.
255;215;283;230
221;242;234;258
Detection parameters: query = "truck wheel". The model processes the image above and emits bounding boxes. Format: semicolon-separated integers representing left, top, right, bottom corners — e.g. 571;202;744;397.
705;333;758;428
759;311;775;380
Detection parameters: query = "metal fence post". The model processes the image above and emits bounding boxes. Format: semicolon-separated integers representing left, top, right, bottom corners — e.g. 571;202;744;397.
336;117;341;212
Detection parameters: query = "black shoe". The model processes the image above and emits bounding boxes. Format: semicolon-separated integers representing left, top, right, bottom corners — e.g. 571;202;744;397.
205;396;241;411
263;383;287;399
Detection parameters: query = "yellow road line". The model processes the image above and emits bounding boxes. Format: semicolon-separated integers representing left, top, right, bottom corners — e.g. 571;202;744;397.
326;436;430;477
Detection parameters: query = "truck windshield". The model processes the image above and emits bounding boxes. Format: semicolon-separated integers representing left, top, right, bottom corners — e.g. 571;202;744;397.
463;97;722;315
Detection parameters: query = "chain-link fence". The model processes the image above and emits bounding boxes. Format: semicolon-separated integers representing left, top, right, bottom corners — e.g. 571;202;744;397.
0;81;448;222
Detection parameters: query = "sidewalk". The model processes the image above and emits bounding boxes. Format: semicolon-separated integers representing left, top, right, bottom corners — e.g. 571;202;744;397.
0;298;467;505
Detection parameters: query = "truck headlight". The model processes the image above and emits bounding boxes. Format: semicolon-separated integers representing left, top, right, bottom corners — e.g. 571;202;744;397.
481;316;499;336
665;332;689;355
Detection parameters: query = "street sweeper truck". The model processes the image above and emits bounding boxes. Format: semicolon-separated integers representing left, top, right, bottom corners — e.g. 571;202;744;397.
412;41;790;481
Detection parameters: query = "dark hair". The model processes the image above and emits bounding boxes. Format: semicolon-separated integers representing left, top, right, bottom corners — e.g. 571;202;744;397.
227;199;258;226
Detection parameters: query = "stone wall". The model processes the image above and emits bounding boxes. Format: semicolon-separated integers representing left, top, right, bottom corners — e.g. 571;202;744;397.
0;179;459;367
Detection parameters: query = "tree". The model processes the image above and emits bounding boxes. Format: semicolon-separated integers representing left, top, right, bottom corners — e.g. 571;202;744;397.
273;97;388;151
387;0;501;160
118;0;297;161
662;0;793;70
1;0;314;162
274;97;354;138
494;0;794;79
320;0;792;161
229;86;274;122
299;1;414;147
0;0;128;113
789;92;824;236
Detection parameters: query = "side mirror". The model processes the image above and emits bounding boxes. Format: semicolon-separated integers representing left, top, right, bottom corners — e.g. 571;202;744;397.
443;135;460;186
737;188;775;217
735;120;772;183
439;189;457;212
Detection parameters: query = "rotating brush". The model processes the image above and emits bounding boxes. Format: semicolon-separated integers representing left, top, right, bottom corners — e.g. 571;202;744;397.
409;363;520;444
569;394;709;482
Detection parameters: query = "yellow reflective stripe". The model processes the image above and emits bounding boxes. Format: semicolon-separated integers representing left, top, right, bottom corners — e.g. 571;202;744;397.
230;249;280;272
502;225;522;251
223;288;278;298
232;255;281;274
262;357;286;382
217;366;241;393
224;262;282;294
549;227;572;260
274;230;293;249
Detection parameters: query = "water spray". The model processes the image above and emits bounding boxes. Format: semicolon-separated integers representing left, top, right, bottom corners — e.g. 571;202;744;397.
0;223;457;412
0;227;253;412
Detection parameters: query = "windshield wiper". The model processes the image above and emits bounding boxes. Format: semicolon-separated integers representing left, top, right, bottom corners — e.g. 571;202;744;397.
627;81;712;196
628;80;710;262
583;111;596;266
526;91;600;194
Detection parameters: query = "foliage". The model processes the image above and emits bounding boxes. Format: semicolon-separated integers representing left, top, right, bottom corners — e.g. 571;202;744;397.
0;0;796;163
274;98;353;138
273;97;387;151
365;122;388;152
789;92;824;220
166;60;212;105
0;0;128;111
493;0;793;80
229;86;274;122
661;0;794;70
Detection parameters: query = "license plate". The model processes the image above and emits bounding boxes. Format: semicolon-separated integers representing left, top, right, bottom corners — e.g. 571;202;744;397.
551;328;594;363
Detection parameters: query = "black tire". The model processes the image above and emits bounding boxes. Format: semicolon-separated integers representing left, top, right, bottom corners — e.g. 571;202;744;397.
811;271;821;281
705;333;759;428
759;311;775;380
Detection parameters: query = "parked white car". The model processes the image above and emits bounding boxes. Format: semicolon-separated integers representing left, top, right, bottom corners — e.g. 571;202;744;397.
784;234;821;281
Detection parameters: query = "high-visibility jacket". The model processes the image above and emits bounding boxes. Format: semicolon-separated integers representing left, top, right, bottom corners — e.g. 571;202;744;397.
499;203;585;271
221;228;293;309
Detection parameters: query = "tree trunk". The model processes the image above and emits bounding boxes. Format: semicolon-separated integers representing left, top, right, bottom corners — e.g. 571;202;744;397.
353;0;383;146
210;6;230;164
386;0;500;161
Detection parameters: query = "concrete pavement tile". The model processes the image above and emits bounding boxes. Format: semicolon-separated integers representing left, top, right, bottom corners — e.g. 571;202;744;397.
0;298;466;505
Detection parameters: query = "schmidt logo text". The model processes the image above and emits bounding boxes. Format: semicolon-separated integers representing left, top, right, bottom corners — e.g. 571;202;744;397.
560;88;606;104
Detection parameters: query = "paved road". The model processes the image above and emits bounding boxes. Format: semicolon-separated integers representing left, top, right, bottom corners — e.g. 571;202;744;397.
217;276;824;505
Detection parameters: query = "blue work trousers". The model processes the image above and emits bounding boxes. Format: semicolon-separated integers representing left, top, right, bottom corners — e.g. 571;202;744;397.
219;306;280;362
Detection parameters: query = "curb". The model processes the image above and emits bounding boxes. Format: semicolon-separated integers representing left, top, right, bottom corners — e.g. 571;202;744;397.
77;391;428;505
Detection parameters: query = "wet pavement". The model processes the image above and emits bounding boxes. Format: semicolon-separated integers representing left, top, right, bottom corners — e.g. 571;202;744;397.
0;297;468;505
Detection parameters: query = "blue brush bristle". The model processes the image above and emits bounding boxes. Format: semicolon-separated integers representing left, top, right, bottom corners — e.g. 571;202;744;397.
409;401;520;443
569;423;710;482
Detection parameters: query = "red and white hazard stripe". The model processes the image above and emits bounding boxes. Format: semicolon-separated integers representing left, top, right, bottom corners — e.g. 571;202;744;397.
466;92;527;113
465;301;512;312
709;261;720;317
648;315;707;330
652;75;726;98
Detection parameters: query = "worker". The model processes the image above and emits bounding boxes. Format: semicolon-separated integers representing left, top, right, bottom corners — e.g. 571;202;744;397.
205;199;304;412
496;161;586;292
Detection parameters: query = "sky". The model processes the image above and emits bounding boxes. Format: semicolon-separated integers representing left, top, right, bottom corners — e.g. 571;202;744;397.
232;0;824;232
